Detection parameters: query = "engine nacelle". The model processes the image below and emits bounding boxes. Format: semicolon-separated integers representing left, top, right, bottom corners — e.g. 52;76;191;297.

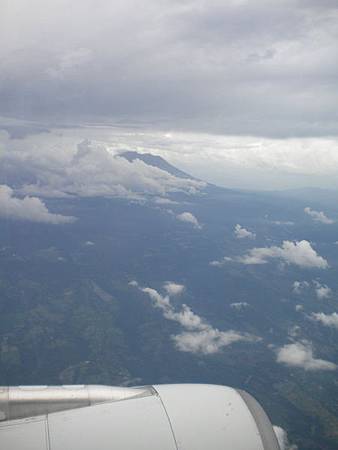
0;384;280;450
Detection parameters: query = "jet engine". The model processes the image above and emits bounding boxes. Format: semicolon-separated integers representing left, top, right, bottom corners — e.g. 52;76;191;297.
0;384;280;450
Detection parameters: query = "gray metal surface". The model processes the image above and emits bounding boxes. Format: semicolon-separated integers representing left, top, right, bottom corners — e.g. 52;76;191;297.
47;392;176;450
154;384;266;450
0;385;154;421
0;416;48;450
0;384;280;450
0;394;177;450
237;389;281;450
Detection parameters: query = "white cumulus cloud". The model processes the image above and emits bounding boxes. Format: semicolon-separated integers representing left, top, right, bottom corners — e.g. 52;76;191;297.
288;326;301;338
313;281;332;300
238;240;328;269
209;257;233;267
311;312;338;329
276;341;336;371
84;240;95;246
293;280;331;299
176;212;202;229
230;302;250;310
234;224;255;239
163;282;185;296
131;282;258;354
153;197;179;205
173;328;253;355
304;207;334;224
0;185;76;224
292;280;310;294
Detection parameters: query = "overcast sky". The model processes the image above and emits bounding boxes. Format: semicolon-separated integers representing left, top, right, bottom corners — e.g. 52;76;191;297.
1;0;338;189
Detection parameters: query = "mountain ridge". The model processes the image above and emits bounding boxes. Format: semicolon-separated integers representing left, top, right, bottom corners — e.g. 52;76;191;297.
120;151;193;180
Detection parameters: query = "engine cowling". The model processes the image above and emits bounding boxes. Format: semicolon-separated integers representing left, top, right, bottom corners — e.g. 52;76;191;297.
0;384;280;450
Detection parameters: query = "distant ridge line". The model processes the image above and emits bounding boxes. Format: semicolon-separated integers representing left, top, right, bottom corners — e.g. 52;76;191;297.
119;151;193;179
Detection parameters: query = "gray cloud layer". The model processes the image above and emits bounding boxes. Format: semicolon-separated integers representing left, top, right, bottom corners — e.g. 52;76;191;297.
0;135;204;200
1;1;338;137
2;125;338;190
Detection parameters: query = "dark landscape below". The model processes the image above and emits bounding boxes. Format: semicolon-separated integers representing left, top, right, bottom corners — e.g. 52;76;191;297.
1;154;338;450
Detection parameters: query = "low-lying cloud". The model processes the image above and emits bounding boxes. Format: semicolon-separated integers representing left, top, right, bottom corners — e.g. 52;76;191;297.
234;224;255;239
271;221;295;226
292;281;310;294
211;241;328;269
176;212;202;229
2;125;338;193
238;240;328;269
0;136;205;202
163;282;185;296
0;185;76;224
131;281;258;354
293;280;332;299
313;281;332;299
209;256;233;267
230;302;249;310
276;341;336;371
304;207;334;224
311;312;338;329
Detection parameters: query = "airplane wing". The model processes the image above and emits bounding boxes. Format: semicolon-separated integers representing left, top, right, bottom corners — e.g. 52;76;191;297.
0;384;280;450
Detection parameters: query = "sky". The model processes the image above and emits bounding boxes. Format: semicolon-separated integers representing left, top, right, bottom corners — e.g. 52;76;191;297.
1;0;338;189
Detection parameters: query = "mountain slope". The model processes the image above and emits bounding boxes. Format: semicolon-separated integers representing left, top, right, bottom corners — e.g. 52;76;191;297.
120;151;194;179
